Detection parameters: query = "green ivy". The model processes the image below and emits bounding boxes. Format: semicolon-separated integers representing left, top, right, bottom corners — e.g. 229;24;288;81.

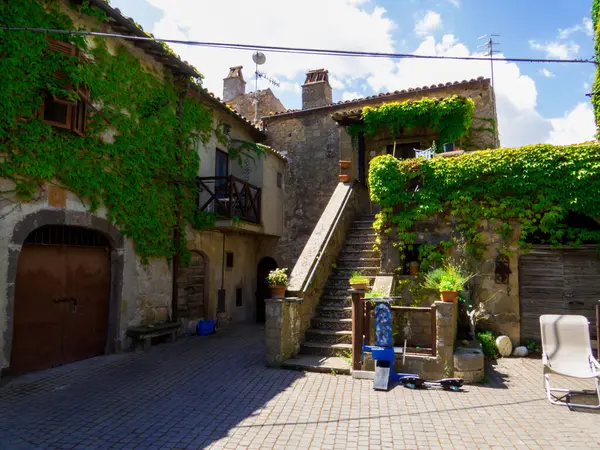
347;95;475;146
593;0;600;135
0;0;224;262
369;144;600;260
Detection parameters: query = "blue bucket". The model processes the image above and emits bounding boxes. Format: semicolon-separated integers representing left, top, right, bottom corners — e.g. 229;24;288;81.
197;320;215;336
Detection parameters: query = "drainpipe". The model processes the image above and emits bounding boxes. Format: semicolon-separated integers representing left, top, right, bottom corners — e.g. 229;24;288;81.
171;77;187;323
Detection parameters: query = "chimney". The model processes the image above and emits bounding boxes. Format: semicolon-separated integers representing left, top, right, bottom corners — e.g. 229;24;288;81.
223;66;246;102
302;69;332;109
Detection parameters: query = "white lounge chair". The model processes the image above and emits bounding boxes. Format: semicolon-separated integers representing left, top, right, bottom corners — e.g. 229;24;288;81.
540;314;600;409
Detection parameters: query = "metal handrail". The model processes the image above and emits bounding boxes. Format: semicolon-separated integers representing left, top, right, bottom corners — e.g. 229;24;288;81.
302;183;355;293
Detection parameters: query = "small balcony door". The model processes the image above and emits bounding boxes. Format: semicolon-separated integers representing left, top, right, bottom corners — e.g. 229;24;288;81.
215;150;229;200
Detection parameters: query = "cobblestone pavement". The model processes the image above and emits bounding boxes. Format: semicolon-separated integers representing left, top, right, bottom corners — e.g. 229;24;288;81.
0;324;598;449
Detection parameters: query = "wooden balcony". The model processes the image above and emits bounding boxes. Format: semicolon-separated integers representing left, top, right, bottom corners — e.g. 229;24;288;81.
197;176;261;224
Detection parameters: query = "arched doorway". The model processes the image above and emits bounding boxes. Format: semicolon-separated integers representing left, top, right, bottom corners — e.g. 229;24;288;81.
256;257;278;323
177;251;207;320
10;225;111;375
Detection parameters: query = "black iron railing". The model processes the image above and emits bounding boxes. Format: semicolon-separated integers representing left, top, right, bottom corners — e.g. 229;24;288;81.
197;175;261;224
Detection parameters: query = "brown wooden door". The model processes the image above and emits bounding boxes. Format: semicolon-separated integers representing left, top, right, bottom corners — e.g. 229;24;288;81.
10;244;110;375
177;252;206;319
519;247;599;342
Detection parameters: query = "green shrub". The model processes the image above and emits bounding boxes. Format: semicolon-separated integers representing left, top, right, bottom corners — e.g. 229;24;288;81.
349;271;370;284
422;264;473;292
476;330;499;359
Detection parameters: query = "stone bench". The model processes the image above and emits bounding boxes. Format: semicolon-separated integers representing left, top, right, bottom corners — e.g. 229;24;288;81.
126;322;181;351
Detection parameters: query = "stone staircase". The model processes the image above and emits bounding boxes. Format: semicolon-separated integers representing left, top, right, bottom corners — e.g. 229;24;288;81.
298;214;380;359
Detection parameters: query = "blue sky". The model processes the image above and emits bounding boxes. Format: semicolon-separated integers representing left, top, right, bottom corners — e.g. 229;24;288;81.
111;0;596;146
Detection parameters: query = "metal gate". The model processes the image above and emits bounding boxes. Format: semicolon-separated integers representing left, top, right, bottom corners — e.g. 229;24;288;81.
519;247;600;342
10;226;110;375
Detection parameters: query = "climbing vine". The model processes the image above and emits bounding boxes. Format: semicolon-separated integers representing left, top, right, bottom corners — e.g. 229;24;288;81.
0;1;261;262
592;0;600;135
347;95;475;146
369;143;600;261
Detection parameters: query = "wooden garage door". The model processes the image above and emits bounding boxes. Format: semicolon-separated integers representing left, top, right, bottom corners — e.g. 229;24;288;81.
10;227;110;375
520;247;600;342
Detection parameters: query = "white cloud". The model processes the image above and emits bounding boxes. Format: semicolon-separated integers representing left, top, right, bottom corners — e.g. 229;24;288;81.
558;17;594;39
584;81;591;92
114;0;595;147
342;91;362;101
539;68;555;78
547;103;596;144
415;11;442;36
447;0;460;7
529;40;580;60
142;0;396;98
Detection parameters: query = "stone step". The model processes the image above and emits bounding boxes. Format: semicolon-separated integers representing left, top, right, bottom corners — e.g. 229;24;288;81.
337;257;380;267
311;317;352;331
320;296;352;307
322;287;356;298
349;223;375;231
339;249;379;258
341;242;378;252
333;267;379;277
280;355;351;375
299;342;353;357
316;305;352;319
305;328;352;345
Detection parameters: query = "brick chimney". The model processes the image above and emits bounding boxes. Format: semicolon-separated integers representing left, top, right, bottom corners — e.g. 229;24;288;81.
302;69;332;109
223;66;246;102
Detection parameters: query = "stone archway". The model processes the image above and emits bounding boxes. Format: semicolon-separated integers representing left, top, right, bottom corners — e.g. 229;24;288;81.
4;210;124;372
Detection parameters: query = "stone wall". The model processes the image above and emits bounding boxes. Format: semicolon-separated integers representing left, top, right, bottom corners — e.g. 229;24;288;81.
229;88;286;125
265;297;303;366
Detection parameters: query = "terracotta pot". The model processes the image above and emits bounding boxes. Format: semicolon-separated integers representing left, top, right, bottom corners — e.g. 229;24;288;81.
339;160;351;169
409;261;419;275
440;290;458;303
350;282;369;291
339;174;351;183
270;285;286;299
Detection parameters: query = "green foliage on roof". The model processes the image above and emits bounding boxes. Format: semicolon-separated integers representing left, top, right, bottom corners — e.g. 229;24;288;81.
347;95;475;146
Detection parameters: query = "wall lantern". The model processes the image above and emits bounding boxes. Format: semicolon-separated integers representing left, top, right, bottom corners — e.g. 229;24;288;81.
494;254;511;284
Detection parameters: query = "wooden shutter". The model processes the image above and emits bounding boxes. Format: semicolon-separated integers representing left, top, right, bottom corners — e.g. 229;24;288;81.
47;38;77;57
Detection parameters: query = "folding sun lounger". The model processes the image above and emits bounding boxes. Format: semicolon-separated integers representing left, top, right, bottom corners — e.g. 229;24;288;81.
540;314;600;409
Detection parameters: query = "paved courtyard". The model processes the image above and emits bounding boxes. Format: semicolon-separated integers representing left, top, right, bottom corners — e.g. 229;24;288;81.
0;324;598;450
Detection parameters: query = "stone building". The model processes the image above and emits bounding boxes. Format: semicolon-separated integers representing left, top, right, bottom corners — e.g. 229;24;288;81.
223;66;286;125
0;0;286;376
261;69;499;267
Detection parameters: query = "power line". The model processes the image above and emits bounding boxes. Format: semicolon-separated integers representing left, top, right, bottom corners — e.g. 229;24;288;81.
1;26;596;65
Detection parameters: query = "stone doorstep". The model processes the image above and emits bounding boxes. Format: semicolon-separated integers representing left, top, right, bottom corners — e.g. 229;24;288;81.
280;355;351;375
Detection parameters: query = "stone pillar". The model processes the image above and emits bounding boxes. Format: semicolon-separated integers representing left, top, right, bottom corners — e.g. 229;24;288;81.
265;297;303;367
351;290;365;371
434;301;457;375
379;228;401;274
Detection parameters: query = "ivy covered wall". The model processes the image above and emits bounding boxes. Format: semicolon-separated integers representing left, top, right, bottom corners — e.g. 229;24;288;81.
0;0;216;261
593;0;600;133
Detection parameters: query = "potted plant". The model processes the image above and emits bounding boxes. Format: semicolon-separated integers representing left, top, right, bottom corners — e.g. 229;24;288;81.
339;173;351;182
409;261;420;275
339;160;351;169
349;271;370;290
423;264;473;303
267;268;289;298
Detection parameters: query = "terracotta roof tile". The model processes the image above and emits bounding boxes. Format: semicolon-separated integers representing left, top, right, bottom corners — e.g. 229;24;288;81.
266;77;488;119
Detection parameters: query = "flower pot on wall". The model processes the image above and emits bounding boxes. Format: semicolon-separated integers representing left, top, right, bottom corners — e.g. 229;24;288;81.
440;290;458;303
350;282;369;290
339;174;351;182
270;285;286;299
339;160;351;169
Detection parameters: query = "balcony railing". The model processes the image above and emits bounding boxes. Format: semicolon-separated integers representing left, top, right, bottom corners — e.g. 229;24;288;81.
197;175;261;224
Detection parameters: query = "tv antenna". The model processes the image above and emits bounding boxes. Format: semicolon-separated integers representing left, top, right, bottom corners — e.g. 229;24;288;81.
252;51;280;124
478;34;500;144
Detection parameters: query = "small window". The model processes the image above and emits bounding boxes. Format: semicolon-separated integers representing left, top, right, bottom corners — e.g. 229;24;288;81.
277;172;283;188
41;38;89;136
236;287;243;307
226;251;234;268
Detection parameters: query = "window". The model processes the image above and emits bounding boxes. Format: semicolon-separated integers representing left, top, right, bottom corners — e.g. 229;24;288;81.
277;172;283;188
386;142;421;160
226;251;234;268
41;38;89;136
236;287;243;307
